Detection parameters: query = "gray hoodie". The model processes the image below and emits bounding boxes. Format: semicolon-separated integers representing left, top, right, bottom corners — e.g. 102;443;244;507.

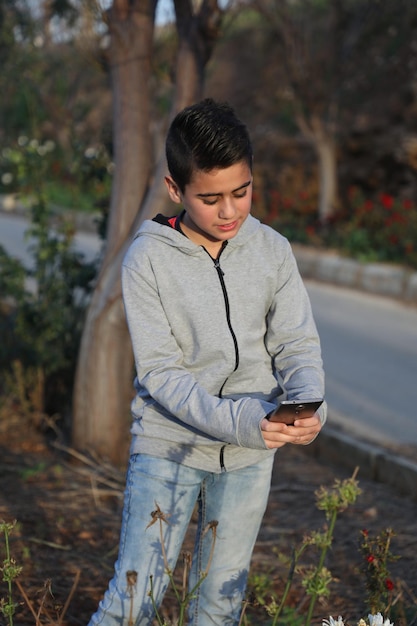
121;213;326;473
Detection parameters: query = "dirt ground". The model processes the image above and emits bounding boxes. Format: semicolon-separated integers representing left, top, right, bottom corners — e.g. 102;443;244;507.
1;422;417;626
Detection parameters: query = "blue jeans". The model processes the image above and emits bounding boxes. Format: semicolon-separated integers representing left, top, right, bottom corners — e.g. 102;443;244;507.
88;453;274;626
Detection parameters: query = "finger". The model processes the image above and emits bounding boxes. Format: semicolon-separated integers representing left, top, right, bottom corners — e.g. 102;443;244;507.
260;419;294;448
293;415;321;428
290;419;321;445
297;419;320;429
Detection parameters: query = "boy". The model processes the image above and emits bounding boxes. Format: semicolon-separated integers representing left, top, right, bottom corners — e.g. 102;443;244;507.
88;98;326;626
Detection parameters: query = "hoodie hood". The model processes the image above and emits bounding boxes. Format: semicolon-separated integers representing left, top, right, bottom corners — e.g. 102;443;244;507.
133;213;262;256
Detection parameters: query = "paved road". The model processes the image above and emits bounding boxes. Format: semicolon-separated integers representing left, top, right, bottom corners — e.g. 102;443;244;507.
306;280;417;448
1;212;416;449
0;212;101;267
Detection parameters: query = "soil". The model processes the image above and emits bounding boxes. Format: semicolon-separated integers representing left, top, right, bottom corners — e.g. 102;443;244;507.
1;421;417;626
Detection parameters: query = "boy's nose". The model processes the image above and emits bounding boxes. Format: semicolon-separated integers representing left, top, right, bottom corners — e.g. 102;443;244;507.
219;197;236;219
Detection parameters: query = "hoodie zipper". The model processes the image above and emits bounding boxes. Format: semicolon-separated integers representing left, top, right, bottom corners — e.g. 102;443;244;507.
204;243;239;472
207;245;240;390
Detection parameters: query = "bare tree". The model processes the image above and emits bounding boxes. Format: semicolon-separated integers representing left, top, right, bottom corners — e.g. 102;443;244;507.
72;0;222;463
253;0;417;223
252;0;342;223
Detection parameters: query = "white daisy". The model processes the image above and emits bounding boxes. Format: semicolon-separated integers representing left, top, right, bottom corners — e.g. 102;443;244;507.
323;617;345;626
368;613;394;626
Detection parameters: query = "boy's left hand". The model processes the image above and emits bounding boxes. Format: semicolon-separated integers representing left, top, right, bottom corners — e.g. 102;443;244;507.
260;414;322;449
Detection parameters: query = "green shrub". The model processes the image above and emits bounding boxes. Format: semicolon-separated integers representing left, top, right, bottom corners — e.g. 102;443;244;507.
0;200;97;418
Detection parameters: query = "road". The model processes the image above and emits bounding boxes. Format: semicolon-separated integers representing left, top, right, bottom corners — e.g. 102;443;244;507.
1;212;417;448
0;212;101;267
306;280;417;448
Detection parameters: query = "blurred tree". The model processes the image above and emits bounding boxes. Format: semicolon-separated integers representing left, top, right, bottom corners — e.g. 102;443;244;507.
0;0;34;44
72;0;222;463
253;0;417;224
0;1;35;137
0;0;111;159
250;0;340;223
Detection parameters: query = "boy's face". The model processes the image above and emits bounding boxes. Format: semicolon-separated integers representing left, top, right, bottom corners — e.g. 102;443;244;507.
165;161;252;255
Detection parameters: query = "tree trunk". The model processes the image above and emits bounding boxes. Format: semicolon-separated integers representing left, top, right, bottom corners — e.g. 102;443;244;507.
296;113;338;224
72;0;222;464
315;131;338;224
72;0;156;464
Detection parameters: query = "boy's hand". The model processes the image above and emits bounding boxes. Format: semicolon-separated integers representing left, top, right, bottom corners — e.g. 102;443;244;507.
260;414;322;449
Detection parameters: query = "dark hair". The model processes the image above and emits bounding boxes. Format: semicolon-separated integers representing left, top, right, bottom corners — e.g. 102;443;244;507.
165;98;253;192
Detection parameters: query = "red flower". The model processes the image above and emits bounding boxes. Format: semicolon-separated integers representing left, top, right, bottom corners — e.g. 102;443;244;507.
380;193;394;209
367;555;375;563
385;578;394;591
362;529;369;536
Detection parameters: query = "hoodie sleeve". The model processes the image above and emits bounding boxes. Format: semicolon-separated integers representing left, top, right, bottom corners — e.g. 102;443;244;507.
122;255;275;450
264;243;326;426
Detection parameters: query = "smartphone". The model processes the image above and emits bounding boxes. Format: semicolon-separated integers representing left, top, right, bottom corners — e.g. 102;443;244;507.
267;399;323;425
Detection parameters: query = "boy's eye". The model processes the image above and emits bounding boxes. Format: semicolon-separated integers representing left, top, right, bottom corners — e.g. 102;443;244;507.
201;189;248;205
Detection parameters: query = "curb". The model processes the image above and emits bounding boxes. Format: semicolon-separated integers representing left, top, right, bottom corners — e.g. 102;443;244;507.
293;244;417;306
304;425;417;503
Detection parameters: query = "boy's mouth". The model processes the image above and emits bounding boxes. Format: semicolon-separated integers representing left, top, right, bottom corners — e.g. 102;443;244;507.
217;220;238;232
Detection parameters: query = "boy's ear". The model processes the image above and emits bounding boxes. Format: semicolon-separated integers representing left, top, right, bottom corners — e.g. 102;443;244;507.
165;176;182;204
